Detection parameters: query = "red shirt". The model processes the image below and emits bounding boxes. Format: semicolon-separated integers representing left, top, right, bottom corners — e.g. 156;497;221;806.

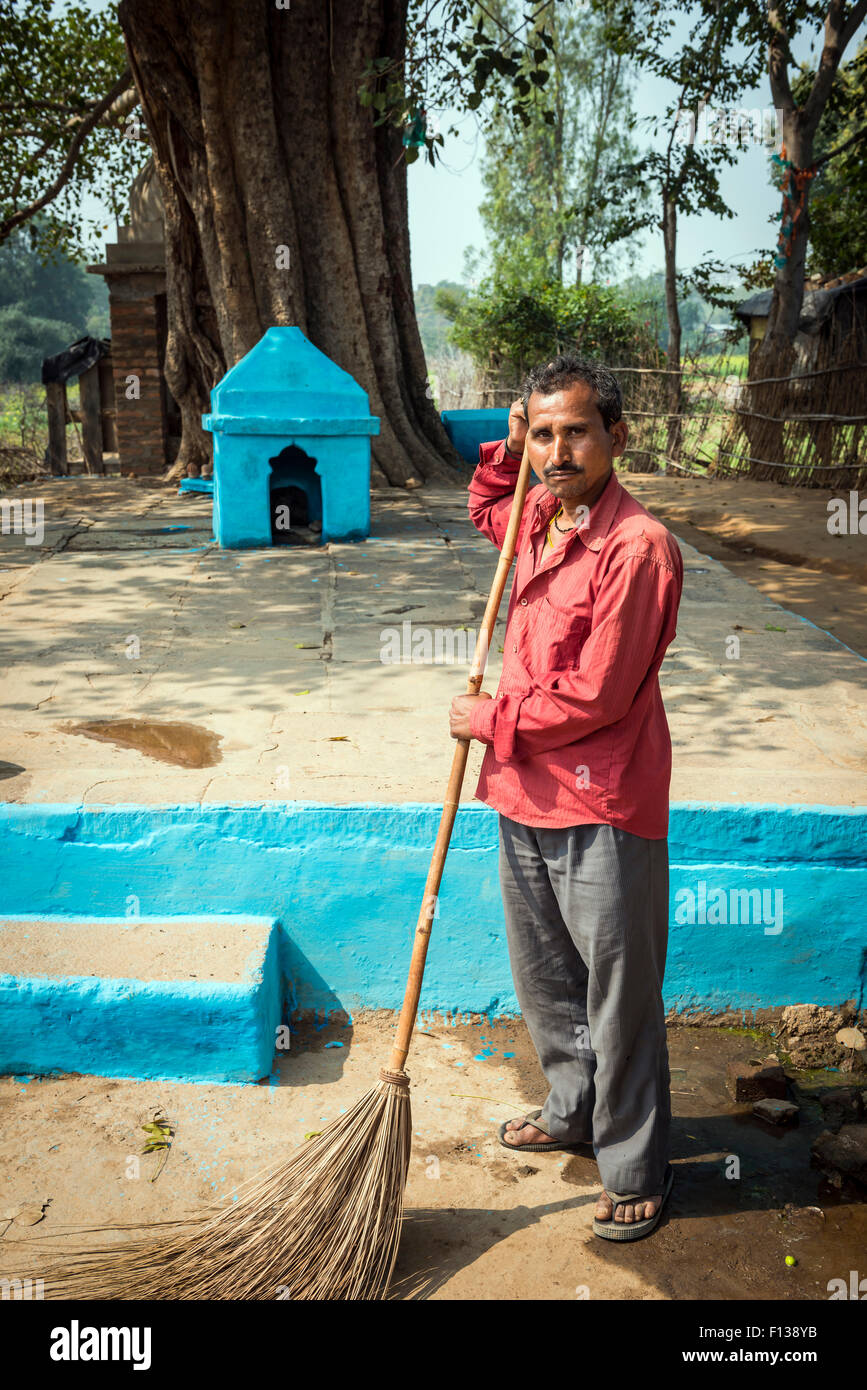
467;439;683;838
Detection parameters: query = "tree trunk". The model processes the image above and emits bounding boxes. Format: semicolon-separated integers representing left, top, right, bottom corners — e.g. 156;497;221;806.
746;0;867;470
759;110;815;354
117;0;462;485
575;48;623;288
551;5;565;285
745;110;815;466
661;194;681;462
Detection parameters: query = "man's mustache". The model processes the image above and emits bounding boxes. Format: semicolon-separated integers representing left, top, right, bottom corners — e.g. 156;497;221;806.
544;463;583;475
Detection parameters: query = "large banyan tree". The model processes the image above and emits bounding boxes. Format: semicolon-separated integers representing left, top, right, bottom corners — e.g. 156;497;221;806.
116;0;553;485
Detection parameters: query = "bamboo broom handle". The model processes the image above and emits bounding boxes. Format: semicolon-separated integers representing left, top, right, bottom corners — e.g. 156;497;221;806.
386;441;533;1074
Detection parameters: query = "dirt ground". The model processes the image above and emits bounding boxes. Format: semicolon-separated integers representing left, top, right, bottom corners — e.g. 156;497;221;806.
0;1017;864;1302
628;473;867;659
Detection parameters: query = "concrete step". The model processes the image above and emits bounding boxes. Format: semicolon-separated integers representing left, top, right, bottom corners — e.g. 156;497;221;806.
0;915;281;1083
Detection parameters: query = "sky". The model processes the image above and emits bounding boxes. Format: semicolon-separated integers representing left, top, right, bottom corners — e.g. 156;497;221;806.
407;104;783;287
407;12;833;288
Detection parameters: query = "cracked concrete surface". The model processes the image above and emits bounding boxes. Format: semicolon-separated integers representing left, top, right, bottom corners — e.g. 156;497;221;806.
0;474;864;809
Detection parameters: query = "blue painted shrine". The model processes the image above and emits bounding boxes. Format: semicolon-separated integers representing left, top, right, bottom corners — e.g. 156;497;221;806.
202;327;380;547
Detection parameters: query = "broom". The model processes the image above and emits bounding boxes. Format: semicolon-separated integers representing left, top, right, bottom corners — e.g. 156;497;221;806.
40;441;534;1301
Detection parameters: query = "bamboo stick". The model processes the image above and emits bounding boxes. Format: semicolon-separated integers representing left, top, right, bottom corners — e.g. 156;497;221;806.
386;440;533;1073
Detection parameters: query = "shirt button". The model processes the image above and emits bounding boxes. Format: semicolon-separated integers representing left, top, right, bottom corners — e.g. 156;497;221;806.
512;643;518;652
520;598;528;605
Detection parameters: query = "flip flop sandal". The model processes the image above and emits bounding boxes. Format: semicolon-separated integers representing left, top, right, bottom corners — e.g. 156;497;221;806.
592;1163;674;1241
498;1108;596;1157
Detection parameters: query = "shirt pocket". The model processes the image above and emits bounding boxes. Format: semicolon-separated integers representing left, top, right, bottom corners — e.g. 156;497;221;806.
536;595;591;672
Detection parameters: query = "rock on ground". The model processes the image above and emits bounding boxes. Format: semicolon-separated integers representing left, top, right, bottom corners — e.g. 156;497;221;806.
811;1124;867;1193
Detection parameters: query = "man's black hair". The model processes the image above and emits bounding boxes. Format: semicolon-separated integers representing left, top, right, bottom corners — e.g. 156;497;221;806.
521;355;623;432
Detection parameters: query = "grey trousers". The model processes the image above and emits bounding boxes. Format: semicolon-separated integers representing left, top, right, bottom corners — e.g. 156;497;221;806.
498;813;671;1195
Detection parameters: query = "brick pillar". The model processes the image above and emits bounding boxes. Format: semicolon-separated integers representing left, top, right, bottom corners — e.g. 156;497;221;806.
87;239;176;476
106;269;169;476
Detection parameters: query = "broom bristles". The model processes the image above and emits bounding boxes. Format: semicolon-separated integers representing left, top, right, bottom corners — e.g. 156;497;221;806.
37;1070;412;1301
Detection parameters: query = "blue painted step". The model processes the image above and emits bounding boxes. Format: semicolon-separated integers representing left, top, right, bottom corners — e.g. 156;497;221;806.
0;915;282;1083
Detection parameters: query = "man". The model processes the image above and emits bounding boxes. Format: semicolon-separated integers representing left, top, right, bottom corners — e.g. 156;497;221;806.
449;354;683;1240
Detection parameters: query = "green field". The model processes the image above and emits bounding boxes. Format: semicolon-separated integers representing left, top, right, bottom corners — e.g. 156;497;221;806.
0;381;82;485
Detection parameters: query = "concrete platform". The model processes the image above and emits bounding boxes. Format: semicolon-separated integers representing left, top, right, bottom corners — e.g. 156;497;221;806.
0;915;280;1082
2;801;865;1029
0;476;864;810
1;475;865;1086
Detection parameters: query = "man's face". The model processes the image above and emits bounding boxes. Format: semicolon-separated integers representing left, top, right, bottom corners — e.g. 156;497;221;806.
526;382;628;503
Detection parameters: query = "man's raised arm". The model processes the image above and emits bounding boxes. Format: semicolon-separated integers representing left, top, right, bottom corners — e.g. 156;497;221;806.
467;398;533;550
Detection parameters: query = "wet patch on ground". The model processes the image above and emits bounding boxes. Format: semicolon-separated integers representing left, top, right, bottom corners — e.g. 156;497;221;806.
60;718;223;768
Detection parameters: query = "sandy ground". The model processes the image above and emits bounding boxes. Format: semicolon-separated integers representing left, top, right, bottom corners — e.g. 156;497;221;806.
628;474;867;659
1;1017;864;1301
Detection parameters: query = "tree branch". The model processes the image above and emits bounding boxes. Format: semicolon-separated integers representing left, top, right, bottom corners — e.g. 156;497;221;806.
802;0;867;130
813;117;867;168
837;0;867;54
0;69;133;243
0;99;89;115
767;1;795;112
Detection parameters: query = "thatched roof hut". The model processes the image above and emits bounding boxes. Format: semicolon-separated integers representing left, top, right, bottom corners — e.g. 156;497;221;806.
735;268;867;361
